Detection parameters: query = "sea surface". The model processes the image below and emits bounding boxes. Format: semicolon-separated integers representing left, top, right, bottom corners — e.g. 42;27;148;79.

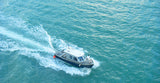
0;0;160;83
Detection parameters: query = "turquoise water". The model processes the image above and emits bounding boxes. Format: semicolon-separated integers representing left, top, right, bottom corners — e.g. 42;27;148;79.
0;0;160;83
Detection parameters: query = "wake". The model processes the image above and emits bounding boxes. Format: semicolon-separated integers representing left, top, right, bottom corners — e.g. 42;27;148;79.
0;13;99;76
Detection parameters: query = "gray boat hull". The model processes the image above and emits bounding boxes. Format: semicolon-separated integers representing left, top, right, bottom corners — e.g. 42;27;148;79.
55;55;94;68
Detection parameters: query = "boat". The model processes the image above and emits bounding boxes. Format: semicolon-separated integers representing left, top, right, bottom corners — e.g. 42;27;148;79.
53;50;94;68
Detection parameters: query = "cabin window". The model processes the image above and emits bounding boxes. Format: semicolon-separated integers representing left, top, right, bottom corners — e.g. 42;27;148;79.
74;57;77;61
78;57;84;61
70;56;72;59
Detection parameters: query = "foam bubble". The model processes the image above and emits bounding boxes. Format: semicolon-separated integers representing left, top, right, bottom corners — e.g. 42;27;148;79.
92;58;100;69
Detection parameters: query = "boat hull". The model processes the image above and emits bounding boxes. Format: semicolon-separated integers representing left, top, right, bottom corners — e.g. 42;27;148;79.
55;55;93;68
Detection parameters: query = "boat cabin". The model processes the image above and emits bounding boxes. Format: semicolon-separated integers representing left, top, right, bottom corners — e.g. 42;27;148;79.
54;50;94;68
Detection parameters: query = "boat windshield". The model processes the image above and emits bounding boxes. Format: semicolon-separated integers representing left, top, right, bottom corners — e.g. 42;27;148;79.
78;57;84;61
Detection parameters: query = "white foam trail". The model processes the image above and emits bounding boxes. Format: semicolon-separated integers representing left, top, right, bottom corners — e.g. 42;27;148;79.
64;47;85;57
52;37;86;55
16;47;91;76
0;14;100;76
44;30;54;50
0;26;92;76
0;26;54;53
0;26;93;76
